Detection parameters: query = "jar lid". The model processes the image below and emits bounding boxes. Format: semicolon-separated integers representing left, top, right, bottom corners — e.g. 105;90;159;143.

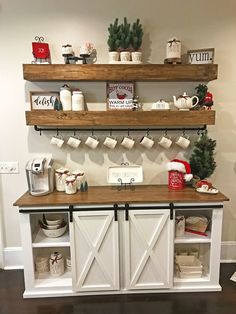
73;90;82;94
72;170;84;176
60;84;70;91
65;175;76;182
50;252;62;260
56;167;69;174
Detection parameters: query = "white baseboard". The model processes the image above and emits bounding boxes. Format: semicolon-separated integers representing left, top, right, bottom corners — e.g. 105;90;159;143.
2;242;236;269
221;241;236;263
3;247;23;270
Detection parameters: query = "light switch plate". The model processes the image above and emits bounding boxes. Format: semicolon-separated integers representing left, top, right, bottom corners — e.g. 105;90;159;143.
0;161;19;174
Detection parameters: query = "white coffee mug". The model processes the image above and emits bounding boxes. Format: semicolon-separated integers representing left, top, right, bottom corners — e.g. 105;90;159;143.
50;135;64;148
121;136;135;149
103;136;117;149
175;135;191;149
140;135;154;149
85;135;99;149
158;136;172;149
67;136;81;148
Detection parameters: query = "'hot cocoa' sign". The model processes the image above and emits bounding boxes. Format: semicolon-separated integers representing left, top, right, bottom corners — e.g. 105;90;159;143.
107;83;134;110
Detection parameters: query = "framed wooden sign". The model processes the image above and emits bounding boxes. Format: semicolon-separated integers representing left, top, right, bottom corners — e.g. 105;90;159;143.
107;82;134;110
188;48;214;64
30;91;59;110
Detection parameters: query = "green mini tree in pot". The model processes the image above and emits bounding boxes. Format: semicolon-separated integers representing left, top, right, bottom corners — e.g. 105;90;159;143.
189;131;217;187
107;18;121;63
119;17;132;62
131;18;143;63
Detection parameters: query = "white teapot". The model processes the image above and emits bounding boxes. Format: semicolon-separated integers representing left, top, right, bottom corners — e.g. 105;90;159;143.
173;92;199;110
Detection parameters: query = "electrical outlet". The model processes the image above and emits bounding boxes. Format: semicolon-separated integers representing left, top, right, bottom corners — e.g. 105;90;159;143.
0;161;19;174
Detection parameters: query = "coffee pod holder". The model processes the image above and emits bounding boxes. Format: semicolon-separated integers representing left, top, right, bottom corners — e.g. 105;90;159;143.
107;163;143;191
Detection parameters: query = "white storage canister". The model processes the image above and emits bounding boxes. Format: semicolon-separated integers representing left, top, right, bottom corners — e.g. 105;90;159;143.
65;175;77;194
49;252;64;277
55;167;69;191
72;90;84;111
166;37;181;59
72;170;85;190
60;84;72;111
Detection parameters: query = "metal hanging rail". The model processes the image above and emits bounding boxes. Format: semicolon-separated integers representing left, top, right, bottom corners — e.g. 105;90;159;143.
34;125;207;135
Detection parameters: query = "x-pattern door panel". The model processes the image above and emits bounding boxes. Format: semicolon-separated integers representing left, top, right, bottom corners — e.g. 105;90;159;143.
125;209;173;290
72;210;119;292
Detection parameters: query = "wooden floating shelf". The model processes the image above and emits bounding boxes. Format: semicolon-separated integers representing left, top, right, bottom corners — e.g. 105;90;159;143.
25;110;215;127
23;64;218;82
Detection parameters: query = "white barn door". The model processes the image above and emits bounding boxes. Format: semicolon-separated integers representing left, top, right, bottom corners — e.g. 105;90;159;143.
124;209;174;290
71;210;119;292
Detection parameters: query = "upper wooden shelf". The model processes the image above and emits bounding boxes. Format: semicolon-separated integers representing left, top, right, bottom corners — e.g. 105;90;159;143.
23;64;218;82
25;110;215;127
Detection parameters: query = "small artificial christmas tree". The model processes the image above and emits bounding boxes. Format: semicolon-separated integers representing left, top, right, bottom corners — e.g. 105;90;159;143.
189;131;216;181
131;18;143;51
119;17;131;51
107;18;121;52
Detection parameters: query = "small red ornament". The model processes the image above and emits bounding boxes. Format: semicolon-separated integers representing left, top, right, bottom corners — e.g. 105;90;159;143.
204;92;213;104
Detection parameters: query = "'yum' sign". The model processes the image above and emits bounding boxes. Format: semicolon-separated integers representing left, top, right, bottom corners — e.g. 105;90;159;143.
188;48;214;64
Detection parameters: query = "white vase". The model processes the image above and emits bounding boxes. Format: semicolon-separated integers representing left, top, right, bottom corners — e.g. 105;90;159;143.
108;51;119;63
120;51;131;62
131;51;142;63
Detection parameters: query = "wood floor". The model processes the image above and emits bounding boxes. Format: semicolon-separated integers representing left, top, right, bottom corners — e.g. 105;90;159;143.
0;263;236;314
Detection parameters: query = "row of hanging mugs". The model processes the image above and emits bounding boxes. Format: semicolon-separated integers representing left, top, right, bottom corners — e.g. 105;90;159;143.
50;130;196;150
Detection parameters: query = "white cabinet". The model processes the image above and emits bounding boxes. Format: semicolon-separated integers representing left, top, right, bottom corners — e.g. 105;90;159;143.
71;210;119;292
18;201;224;298
70;207;174;293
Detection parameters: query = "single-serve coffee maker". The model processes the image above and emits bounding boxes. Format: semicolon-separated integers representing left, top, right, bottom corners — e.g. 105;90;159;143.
26;158;54;196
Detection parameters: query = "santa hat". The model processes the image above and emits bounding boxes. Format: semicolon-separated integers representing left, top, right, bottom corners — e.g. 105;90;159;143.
167;159;193;182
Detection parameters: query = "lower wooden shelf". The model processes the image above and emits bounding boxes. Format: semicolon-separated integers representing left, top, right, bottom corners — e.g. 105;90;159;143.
25;110;216;127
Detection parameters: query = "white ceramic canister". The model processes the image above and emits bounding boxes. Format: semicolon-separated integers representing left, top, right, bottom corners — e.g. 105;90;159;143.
49;252;65;277
166;37;181;59
55;167;69;191
72;90;84;111
72;170;85;190
60;84;72;111
65;175;77;194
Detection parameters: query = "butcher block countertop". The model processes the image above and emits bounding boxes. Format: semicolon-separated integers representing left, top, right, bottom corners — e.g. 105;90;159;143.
14;185;229;207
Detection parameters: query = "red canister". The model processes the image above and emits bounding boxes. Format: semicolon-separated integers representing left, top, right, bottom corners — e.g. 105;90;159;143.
168;170;185;190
